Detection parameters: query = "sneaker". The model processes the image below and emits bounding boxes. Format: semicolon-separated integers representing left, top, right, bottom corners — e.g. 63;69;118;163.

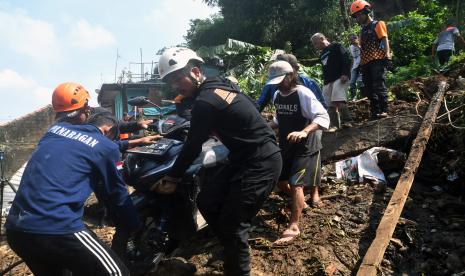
324;126;338;132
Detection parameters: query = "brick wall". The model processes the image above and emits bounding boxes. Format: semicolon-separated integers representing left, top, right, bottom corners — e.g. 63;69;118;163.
0;105;55;179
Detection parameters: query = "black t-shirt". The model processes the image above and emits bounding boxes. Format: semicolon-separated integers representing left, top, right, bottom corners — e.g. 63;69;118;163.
319;42;351;84
168;77;279;178
273;86;325;159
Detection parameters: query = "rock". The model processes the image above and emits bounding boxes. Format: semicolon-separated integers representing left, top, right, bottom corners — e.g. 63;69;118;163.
421;246;433;254
153;257;196;276
446;253;464;271
336;210;345;217
447;222;462;230
324;263;338;276
382;259;391;267
251;268;267;276
349;215;365;224
432;185;443;193
254;227;265;233
457;246;465;256
398;217;418;226
420;261;430;271
390;238;404;248
437;199;446;208
387;172;400;185
441;236;457;249
456;76;465;89
399;246;408;252
372;182;386;193
353;195;363;204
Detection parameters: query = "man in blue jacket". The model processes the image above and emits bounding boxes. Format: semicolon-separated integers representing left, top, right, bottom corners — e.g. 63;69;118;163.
257;53;327;111
5;82;140;276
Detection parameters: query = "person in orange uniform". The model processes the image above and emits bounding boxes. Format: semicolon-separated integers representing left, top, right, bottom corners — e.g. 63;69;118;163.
350;0;391;119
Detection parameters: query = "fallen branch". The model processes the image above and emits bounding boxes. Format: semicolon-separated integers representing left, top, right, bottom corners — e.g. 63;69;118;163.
356;81;448;276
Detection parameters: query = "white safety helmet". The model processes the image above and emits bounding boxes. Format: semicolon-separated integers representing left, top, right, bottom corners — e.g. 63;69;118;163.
158;47;204;81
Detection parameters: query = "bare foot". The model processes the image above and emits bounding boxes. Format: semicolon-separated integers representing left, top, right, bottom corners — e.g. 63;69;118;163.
284;202;309;213
274;228;300;245
310;199;324;208
309;187;323;208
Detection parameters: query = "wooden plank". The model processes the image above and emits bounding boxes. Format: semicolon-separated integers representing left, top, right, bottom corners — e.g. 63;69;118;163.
356;81;448;276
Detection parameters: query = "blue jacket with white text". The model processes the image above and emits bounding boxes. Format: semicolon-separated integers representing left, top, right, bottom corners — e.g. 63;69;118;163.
6;122;140;234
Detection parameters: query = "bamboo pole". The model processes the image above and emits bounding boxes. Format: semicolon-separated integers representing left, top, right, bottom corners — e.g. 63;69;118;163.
356;81;448;276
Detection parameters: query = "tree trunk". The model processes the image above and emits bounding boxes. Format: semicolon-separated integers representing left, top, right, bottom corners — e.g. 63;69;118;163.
394;0;405;14
321;114;422;162
339;0;350;30
456;0;461;26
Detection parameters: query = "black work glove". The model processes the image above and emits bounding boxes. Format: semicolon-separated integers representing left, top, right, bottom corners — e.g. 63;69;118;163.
385;59;395;73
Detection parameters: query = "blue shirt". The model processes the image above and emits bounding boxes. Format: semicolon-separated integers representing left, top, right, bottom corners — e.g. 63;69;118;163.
257;74;327;111
6;122;140;235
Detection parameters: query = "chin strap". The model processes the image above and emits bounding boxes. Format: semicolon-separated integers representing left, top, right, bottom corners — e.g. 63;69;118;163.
188;74;205;89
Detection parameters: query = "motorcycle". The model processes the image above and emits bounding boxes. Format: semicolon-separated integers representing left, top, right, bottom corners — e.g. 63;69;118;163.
113;97;229;275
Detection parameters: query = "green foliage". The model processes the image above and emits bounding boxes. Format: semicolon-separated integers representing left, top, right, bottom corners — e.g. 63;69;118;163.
187;0;461;104
224;47;273;99
300;64;323;86
196;38;275;99
386;56;436;87
185;15;227;49
385;0;455;101
191;0;348;56
447;51;465;70
389;0;449;66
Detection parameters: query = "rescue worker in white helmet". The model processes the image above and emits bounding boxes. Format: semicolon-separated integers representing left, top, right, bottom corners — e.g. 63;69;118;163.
155;47;282;276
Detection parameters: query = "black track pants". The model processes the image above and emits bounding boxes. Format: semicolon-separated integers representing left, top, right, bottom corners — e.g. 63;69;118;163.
361;59;388;116
197;150;282;276
7;228;129;276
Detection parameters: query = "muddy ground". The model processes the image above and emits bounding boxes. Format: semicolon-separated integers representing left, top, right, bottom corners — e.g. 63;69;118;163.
1;83;465;275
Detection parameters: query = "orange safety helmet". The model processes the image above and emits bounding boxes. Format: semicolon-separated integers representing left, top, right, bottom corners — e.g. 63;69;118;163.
350;0;371;17
52;82;90;112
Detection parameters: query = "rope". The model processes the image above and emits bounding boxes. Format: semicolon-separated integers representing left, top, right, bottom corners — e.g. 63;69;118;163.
437;103;465;120
444;96;465;129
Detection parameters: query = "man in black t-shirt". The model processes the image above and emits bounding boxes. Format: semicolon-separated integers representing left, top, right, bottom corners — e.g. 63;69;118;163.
311;33;352;131
155;47;282;276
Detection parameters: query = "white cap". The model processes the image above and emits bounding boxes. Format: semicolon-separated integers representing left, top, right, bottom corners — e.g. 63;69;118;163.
267;61;293;85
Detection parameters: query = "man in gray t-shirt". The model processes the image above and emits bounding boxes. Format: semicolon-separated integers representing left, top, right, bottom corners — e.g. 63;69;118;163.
432;23;465;65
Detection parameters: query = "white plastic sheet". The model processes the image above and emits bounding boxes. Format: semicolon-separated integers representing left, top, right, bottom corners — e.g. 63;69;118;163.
335;147;403;184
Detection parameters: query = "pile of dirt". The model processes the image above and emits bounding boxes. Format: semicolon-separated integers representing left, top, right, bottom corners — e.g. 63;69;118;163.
174;178;390;276
381;183;465;275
